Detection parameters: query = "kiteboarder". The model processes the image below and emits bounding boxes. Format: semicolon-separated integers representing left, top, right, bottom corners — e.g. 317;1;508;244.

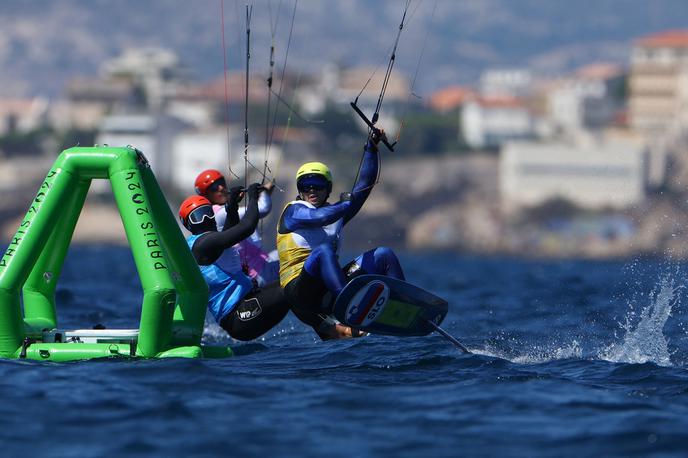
276;131;405;340
179;184;289;341
194;169;279;286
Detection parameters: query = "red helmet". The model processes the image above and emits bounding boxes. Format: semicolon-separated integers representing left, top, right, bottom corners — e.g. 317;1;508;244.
179;195;213;229
194;169;225;195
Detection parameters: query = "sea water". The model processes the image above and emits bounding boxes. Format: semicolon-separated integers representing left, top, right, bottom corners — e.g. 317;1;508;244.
2;246;688;457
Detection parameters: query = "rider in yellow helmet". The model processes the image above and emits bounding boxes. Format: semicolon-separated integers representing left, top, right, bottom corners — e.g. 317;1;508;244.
276;131;405;340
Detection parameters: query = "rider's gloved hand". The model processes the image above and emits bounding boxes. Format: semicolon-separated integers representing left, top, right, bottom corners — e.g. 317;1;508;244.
227;186;244;205
262;180;276;194
246;183;262;201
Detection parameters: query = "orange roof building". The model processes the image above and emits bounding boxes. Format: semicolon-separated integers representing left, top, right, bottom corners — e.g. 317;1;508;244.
428;86;472;113
575;63;624;81
629;29;688;137
635;30;688;48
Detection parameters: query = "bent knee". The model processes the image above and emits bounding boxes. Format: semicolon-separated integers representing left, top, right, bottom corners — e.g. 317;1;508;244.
374;246;396;259
311;245;337;258
374;246;393;254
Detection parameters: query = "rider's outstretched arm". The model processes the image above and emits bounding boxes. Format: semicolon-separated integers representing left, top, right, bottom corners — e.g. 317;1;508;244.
344;138;380;224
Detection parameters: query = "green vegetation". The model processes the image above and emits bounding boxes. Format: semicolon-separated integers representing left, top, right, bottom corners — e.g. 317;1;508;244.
55;129;96;153
393;109;468;155
0;128;96;157
0;127;53;156
285;103;466;157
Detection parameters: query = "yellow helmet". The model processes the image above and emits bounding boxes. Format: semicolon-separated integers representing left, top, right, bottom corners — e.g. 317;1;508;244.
296;162;332;183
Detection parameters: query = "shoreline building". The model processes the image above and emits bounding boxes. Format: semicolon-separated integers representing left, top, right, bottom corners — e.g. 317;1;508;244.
629;30;688;137
462;95;535;150
542;64;625;138
500;139;646;213
628;30;688;186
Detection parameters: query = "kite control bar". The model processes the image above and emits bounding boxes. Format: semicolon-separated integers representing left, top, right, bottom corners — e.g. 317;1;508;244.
350;102;397;152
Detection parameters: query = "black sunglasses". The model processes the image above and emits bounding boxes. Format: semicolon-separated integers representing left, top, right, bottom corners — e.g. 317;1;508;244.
208;178;227;193
298;182;327;192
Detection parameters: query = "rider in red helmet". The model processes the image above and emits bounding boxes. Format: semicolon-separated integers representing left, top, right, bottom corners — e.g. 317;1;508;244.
179;195;215;228
179;184;289;341
194;169;226;197
193;169;278;286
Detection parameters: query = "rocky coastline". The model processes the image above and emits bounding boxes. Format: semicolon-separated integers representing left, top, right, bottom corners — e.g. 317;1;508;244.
2;153;688;260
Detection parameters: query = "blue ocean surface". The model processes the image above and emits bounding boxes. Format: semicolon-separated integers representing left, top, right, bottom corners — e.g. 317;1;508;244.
2;245;688;457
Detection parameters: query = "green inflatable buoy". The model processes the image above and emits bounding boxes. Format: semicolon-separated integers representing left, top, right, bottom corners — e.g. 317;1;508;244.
0;146;232;361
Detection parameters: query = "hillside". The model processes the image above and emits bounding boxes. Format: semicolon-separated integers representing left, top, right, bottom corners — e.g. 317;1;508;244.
2;0;688;98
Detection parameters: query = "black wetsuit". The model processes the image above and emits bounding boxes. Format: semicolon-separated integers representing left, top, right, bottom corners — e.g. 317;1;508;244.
190;185;290;341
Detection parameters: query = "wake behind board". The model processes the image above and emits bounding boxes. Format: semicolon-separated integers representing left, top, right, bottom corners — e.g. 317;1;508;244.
332;274;448;337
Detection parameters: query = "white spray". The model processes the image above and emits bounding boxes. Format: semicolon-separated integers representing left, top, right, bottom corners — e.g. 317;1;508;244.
601;276;679;367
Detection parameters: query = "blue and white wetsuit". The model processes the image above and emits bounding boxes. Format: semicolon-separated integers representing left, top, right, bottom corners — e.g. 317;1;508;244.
187;184;290;341
186;233;252;324
276;141;404;335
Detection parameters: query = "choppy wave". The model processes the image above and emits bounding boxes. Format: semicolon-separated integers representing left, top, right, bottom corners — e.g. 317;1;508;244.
2;247;688;456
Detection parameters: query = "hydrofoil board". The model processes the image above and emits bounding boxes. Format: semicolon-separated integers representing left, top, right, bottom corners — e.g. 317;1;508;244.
332;274;448;336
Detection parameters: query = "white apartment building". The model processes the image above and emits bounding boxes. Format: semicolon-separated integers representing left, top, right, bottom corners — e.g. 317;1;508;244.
629;30;688;138
96;114;189;186
0;98;49;136
479;69;532;98
545;64;623;136
296;64;409;124
171;128;242;192
171;129;281;192
500;139;646;212
100;48;188;110
462;96;534;150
